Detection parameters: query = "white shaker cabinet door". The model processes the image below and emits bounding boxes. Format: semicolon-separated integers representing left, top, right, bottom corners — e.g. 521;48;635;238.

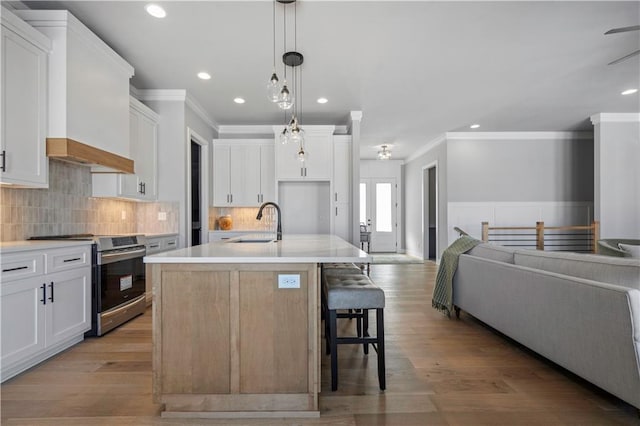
0;278;47;369
45;268;91;347
260;144;275;203
213;145;231;206
0;18;49;187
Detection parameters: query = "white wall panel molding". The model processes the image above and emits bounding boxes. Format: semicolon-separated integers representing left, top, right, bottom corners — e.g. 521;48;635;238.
590;113;640;125
445;131;593;140
447;201;594;247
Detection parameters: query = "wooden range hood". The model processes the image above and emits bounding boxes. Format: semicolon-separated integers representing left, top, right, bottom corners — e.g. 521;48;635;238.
46;138;134;174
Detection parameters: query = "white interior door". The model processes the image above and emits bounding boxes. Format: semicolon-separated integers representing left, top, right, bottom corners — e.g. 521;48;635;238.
360;178;397;252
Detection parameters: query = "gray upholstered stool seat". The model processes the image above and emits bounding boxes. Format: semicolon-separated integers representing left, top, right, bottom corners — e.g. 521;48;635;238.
324;273;386;391
325;274;385;310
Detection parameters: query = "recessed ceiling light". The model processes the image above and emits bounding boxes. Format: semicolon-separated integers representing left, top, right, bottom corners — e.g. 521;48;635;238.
145;4;166;18
317;97;328;104
234;97;245;104
197;72;211;80
621;88;638;95
470;124;480;129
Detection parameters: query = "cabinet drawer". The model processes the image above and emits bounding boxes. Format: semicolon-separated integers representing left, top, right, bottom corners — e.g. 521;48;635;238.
46;246;92;273
146;239;163;255
0;253;45;283
162;238;178;251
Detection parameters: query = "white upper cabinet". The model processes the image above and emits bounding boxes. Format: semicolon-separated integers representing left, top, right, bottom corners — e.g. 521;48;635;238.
333;136;351;203
274;126;334;180
1;8;51;187
333;136;352;241
16;10;134;163
212;140;274;207
92;97;159;200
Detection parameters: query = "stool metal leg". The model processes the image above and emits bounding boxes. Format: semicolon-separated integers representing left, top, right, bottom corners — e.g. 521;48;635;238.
363;309;369;354
376;308;386;390
329;309;339;391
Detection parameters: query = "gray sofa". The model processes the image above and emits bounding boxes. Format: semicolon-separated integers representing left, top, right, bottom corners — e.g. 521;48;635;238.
452;244;640;409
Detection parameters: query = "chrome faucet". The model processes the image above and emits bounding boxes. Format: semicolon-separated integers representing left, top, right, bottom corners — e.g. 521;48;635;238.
256;201;282;241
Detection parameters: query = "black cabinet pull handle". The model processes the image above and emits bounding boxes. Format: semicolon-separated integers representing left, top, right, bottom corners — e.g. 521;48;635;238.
2;265;28;272
63;257;81;263
48;282;54;302
40;284;46;305
1;150;6;172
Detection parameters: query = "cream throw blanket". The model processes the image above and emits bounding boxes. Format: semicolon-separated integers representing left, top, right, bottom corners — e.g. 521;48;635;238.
432;235;481;317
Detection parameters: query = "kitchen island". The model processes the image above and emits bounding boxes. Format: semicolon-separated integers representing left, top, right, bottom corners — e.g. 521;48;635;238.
144;234;370;418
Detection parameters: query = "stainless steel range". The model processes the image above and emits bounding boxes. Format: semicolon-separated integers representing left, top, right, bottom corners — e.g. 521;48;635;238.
29;234;147;336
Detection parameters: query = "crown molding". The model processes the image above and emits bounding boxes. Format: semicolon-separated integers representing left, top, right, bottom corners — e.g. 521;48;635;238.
16;10;134;78
350;111;363;122
590;113;640;125
136;89;187;102
445;131;593;140
1;7;51;52
218;125;275;135
406;134;446;163
185;94;219;131
136;90;218;131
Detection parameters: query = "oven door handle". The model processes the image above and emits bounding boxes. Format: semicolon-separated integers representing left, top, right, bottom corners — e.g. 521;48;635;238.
99;247;146;265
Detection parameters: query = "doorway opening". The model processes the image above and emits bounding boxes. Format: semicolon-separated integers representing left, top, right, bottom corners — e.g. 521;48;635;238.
190;141;201;246
423;164;437;260
360;178;397;252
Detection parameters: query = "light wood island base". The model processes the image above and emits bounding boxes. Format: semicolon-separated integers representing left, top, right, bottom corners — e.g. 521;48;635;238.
148;262;320;418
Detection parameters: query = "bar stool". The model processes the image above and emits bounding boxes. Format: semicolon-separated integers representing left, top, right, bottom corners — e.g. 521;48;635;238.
324;273;386;391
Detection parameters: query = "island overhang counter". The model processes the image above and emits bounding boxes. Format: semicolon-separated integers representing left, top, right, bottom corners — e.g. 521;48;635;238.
144;234;370;418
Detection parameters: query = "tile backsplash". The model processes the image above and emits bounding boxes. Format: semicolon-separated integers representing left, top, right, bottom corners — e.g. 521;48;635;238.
209;206;276;232
0;160;179;242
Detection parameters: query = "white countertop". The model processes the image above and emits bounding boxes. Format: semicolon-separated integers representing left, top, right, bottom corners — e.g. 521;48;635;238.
0;240;94;253
144;234;370;264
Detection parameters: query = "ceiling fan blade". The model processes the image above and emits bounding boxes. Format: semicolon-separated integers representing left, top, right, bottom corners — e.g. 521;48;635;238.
605;25;640;35
608;49;640;65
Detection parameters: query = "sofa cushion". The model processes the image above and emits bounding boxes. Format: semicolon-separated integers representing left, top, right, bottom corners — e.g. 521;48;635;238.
468;243;516;264
514;250;640;289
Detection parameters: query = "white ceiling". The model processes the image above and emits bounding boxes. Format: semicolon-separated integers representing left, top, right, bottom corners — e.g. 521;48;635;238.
18;1;640;160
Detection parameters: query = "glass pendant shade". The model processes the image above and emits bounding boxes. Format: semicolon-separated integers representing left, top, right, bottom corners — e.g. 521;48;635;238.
297;147;306;162
277;83;294;110
267;72;281;102
279;127;289;144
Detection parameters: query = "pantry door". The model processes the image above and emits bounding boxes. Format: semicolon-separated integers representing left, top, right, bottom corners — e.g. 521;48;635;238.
360;178;397;252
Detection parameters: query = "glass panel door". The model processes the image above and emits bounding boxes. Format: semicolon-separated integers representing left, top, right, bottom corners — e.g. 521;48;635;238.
360;178;397;252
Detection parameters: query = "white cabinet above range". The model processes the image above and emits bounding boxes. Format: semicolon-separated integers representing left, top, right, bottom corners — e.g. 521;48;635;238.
92;97;159;200
212;140;275;207
16;10;134;167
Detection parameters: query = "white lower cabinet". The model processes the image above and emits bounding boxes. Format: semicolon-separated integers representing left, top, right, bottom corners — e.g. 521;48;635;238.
0;244;91;382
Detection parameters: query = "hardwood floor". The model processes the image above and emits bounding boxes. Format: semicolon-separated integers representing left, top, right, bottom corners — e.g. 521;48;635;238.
1;262;638;425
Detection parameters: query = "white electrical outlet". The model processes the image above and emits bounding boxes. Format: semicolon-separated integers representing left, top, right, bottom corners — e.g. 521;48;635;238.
158;211;167;221
278;274;300;289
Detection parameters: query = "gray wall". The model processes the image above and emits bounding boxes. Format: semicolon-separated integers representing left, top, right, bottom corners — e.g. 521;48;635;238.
447;137;594;202
593;117;640;238
403;141;448;259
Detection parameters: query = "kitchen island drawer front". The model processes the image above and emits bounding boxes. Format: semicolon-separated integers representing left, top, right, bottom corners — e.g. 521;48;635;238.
1;252;45;283
46;246;92;273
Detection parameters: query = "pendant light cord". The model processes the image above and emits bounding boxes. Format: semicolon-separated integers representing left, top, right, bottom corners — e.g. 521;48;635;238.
272;0;276;70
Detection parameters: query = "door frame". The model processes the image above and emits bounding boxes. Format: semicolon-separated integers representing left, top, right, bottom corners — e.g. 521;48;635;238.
186;128;210;247
360;177;398;253
422;161;438;261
